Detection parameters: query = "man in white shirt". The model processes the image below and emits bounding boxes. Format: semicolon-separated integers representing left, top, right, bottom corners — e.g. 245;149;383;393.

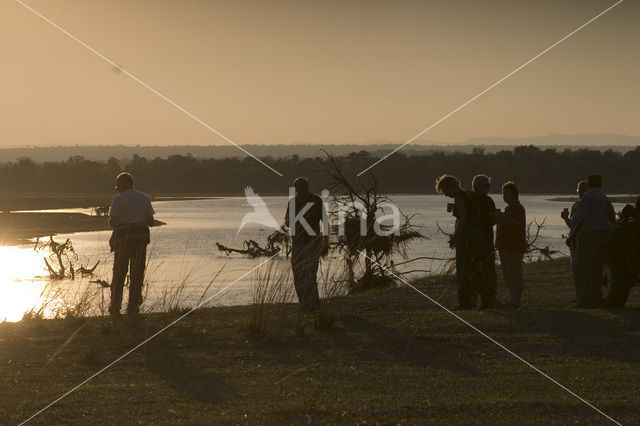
108;172;155;317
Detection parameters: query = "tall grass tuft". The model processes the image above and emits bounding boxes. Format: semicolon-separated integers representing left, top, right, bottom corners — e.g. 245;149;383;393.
249;260;294;342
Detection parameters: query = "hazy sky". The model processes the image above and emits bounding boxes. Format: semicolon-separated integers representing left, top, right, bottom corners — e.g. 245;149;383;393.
1;0;638;147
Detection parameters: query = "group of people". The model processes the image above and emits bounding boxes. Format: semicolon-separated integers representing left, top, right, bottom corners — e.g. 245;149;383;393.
105;170;615;318
435;172;616;311
435;174;526;310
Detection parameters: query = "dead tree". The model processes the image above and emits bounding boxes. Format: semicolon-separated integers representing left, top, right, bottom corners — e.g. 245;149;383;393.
36;236;77;279
320;152;425;292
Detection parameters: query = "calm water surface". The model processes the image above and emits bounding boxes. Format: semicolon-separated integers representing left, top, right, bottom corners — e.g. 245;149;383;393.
0;195;630;321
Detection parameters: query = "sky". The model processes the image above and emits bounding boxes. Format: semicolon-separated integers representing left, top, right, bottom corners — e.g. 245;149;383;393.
0;0;638;148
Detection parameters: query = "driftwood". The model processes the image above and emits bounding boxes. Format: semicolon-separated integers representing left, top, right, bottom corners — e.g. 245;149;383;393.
76;261;100;276
216;230;290;258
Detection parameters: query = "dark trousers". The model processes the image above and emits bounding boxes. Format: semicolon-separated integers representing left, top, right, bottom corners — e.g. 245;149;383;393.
575;231;606;307
499;250;524;305
110;240;147;315
455;228;483;308
291;238;322;312
478;238;497;305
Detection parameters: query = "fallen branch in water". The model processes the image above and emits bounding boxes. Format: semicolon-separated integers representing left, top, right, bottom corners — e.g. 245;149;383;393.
216;229;290;258
76;261;100;276
216;240;280;258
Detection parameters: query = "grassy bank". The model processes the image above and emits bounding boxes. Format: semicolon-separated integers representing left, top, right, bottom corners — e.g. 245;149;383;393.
1;257;639;424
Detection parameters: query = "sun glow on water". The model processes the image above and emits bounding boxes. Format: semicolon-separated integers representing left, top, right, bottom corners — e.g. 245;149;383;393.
0;246;50;322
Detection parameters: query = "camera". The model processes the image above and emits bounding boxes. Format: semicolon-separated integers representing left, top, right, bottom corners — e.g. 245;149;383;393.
446;203;455;213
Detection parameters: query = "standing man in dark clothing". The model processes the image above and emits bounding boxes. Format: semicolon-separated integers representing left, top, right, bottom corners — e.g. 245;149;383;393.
495;181;527;308
435;174;482;310
108;172;155;318
567;175;615;308
472;174;497;309
284;177;328;312
561;180;589;281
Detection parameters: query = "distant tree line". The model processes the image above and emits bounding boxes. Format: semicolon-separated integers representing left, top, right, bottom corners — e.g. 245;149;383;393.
1;145;639;195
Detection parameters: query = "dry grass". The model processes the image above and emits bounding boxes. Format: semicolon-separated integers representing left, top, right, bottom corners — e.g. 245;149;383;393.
249;260;294;342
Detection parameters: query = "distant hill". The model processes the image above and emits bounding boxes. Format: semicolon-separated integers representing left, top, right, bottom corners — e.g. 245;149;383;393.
465;133;640;147
0;133;638;162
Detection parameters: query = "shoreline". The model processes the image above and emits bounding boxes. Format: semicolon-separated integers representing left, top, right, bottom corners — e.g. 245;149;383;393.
0;193;224;212
0;194;212;245
0;212;110;245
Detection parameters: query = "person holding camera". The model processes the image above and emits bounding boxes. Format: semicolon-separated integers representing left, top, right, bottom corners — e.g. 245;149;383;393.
436;174;482;310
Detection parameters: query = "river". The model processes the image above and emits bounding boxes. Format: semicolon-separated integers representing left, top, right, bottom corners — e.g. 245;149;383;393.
0;194;631;321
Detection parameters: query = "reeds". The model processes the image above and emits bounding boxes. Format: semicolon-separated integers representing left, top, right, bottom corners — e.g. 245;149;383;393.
248;259;294;342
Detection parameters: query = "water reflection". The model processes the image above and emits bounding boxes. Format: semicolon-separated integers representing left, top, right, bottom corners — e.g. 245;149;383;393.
0;245;50;322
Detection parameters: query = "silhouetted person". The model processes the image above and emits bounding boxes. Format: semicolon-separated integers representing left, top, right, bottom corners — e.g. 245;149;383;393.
108;172;155;318
472;174;497;309
436;174;482;310
495;181;526;308
561;180;588;281
284;177;328;312
567;174;615;308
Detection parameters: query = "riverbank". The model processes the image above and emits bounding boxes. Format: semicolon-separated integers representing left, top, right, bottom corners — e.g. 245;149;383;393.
0;212;110;245
0;193;222;211
0;194;215;244
2;257;638;424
